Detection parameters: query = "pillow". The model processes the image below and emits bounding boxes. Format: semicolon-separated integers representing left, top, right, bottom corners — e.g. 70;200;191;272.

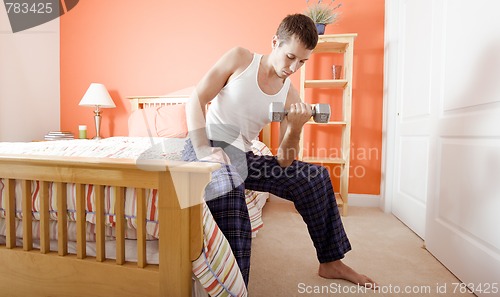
128;104;188;138
156;104;188;138
128;108;159;137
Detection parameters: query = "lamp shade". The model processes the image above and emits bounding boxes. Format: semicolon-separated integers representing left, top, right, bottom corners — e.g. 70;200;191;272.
79;83;116;108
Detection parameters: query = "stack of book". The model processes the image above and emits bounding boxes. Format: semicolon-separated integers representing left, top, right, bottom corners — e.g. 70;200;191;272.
44;131;75;141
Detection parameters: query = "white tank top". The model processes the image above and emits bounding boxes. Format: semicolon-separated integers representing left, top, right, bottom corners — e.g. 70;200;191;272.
206;54;290;151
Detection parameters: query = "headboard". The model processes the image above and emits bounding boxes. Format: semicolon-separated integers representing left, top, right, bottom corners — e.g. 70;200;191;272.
128;95;189;111
127;96;272;148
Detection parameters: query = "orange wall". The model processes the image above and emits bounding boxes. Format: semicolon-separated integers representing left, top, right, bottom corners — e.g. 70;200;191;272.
60;0;385;195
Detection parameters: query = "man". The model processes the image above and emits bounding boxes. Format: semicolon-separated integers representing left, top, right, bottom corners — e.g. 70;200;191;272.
184;13;376;289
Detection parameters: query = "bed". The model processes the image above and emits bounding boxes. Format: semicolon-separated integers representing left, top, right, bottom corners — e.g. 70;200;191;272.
0;95;272;297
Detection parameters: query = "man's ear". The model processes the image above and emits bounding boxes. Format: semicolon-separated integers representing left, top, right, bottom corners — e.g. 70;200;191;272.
272;35;280;49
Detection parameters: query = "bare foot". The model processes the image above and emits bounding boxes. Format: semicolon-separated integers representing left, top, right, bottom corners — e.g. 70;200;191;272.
318;260;378;289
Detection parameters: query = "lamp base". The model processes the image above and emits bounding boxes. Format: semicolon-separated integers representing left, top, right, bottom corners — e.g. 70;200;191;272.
93;107;103;140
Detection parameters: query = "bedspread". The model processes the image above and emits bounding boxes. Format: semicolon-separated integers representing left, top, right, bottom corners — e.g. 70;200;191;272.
0;137;268;239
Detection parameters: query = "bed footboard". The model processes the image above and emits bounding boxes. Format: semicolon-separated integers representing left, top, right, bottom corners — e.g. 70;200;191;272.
0;154;219;297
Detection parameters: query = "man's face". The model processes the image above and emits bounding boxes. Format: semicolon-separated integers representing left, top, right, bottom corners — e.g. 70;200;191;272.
272;35;313;79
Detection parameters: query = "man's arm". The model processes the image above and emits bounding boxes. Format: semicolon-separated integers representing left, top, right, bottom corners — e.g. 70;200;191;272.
277;86;312;167
186;47;252;163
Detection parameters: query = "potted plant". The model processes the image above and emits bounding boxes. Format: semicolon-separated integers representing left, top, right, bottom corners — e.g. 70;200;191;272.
304;0;342;35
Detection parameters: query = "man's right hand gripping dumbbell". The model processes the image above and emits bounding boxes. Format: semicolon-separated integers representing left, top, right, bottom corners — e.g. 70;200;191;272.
269;102;331;123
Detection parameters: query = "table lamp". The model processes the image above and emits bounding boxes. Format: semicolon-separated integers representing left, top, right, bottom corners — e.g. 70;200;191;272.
79;83;116;140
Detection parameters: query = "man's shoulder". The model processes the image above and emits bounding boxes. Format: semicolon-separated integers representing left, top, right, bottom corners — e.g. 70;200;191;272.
223;47;254;67
227;46;253;59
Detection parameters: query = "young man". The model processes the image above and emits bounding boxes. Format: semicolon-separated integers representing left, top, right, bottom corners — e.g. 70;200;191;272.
184;14;376;288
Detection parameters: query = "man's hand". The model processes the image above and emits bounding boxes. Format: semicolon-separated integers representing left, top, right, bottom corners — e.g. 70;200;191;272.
286;102;313;131
197;146;232;164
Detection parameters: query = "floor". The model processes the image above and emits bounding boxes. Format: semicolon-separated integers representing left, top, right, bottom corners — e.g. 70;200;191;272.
248;196;475;296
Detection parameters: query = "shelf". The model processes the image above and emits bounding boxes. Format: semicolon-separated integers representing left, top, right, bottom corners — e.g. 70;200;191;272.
301;157;346;165
335;193;344;206
299;34;356;216
314;41;348;53
313;34;358;53
304;80;348;89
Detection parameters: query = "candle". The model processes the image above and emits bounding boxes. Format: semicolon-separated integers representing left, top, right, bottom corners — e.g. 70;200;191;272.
79;125;87;139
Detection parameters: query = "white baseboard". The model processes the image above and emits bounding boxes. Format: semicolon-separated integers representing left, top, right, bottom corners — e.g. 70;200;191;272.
268;193;381;208
347;194;381;208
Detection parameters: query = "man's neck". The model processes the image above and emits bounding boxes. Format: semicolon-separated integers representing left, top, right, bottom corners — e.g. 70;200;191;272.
261;54;286;82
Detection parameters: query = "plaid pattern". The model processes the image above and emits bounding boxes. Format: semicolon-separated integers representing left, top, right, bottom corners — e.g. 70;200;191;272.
182;139;351;284
244;153;351;263
182;140;252;286
205;183;252;287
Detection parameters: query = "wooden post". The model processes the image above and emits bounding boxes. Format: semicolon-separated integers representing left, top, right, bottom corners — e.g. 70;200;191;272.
158;171;191;296
137;188;147;268
5;179;16;249
57;182;68;256
76;183;86;259
39;181;50;254
22;180;33;251
95;185;105;262
115;187;126;265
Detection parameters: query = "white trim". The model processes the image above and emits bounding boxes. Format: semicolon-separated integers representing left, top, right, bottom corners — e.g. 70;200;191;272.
348;194;381;208
380;0;401;213
269;194;380;208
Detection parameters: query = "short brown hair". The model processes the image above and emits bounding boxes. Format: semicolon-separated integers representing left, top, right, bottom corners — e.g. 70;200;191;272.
275;14;318;50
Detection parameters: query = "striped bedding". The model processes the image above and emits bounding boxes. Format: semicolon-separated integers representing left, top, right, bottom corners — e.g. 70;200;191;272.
0;137;271;296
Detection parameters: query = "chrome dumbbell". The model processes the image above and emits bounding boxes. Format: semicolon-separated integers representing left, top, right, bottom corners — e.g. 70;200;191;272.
269;102;331;123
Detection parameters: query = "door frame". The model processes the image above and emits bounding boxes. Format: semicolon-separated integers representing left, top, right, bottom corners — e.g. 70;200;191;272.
380;0;400;214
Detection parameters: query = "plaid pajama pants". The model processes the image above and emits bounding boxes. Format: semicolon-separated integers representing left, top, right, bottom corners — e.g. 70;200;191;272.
182;139;351;286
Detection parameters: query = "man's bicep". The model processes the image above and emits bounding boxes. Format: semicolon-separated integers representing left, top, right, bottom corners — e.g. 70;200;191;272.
195;64;231;105
195;47;246;105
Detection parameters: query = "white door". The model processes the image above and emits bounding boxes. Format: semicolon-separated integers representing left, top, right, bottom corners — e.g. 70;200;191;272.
387;0;500;294
389;0;435;238
424;0;500;295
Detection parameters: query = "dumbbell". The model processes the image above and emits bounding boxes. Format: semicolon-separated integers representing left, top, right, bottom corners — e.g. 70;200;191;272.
269;102;331;123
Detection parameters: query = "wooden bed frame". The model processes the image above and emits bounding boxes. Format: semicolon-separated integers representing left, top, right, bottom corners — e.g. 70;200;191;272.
0;96;224;297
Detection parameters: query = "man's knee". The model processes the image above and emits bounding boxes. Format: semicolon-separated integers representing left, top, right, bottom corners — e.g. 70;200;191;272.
293;162;330;182
205;164;245;202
